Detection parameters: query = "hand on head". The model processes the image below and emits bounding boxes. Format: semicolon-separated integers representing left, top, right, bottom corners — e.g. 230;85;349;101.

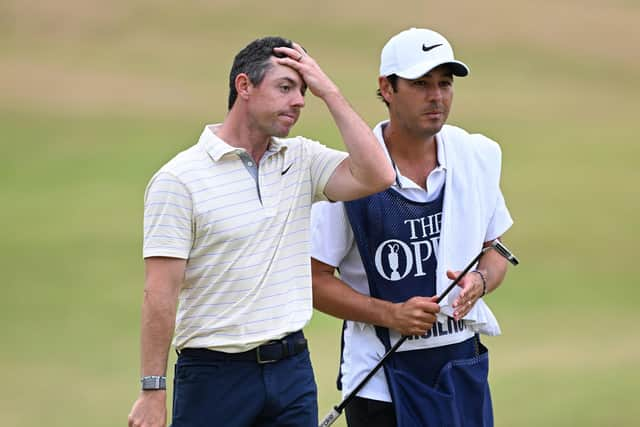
273;43;339;99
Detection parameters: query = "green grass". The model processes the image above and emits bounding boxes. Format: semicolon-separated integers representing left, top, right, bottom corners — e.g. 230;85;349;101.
2;1;639;426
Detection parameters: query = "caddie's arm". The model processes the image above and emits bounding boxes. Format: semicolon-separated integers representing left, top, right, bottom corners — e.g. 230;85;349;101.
312;258;439;336
474;242;509;295
128;257;185;427
274;43;395;201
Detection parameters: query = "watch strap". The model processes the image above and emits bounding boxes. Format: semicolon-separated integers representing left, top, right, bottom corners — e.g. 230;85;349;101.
141;375;166;390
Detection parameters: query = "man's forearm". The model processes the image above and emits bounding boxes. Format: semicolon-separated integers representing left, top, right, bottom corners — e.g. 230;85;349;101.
139;257;185;377
140;288;178;376
312;257;441;336
321;91;395;192
129;257;184;427
272;45;393;192
476;248;509;296
129;297;174;427
313;267;393;328
312;263;440;336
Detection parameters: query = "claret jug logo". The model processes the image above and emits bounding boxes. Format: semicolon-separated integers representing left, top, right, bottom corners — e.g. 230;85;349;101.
374;212;442;281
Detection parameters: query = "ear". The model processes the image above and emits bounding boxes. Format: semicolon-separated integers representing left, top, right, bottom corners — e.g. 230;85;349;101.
235;73;252;101
378;76;393;104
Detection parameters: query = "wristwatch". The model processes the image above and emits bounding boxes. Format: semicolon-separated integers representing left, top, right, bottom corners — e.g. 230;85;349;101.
141;375;166;390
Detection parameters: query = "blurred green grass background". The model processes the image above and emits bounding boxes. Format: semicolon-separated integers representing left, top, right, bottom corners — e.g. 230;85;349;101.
2;1;639;426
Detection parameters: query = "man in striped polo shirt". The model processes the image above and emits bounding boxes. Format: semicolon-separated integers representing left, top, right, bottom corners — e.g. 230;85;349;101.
127;37;395;427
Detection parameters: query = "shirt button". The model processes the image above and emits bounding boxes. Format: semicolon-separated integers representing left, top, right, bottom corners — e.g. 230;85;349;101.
247;162;253;166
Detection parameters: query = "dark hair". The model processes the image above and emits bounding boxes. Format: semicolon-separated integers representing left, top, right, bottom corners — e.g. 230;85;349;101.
376;74;399;107
227;36;294;110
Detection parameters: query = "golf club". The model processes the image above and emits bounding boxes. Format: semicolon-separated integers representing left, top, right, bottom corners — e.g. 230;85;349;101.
318;239;519;427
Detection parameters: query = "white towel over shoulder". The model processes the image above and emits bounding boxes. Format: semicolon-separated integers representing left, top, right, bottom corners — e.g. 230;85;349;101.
434;125;513;336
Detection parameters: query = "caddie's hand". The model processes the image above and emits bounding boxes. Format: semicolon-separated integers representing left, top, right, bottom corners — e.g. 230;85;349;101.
449;269;484;320
390;296;440;336
128;391;167;427
273;43;339;99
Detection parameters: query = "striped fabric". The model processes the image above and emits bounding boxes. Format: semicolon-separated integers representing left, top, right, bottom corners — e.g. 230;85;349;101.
143;124;347;352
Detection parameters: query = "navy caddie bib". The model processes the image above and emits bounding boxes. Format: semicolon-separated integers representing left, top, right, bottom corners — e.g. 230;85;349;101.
344;187;443;348
344;186;494;427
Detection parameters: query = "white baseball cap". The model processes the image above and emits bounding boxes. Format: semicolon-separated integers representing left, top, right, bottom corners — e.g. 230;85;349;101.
379;28;470;79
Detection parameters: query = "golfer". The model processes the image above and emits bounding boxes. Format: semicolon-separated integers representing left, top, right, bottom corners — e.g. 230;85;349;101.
127;36;395;427
311;28;514;427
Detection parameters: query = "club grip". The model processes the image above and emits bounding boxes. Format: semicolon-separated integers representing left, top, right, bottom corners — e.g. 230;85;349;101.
318;407;341;427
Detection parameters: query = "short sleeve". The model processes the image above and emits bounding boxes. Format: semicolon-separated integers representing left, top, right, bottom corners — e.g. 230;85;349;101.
304;139;348;203
310;200;354;267
142;171;193;259
484;189;513;242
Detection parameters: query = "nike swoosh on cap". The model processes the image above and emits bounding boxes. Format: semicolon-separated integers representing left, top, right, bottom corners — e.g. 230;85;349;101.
422;43;443;52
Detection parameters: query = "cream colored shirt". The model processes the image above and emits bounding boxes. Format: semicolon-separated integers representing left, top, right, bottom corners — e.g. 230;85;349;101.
143;124;347;352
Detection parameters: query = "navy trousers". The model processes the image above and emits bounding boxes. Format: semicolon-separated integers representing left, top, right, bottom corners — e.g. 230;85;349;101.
171;342;317;426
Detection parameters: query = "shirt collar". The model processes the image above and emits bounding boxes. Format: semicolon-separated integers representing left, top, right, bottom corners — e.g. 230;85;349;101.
372;120;448;187
199;124;289;161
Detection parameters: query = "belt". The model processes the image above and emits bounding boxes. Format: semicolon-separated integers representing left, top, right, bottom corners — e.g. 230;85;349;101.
179;330;307;364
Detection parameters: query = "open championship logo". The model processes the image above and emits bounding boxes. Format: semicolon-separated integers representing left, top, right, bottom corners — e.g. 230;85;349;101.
374;238;439;281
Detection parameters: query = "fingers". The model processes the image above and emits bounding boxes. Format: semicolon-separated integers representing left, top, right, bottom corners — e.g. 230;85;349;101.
272;44;338;99
452;299;474;321
446;269;459;280
273;43;307;64
394;297;440;336
452;275;483;320
402;313;437;336
406;296;440;314
291;42;307;61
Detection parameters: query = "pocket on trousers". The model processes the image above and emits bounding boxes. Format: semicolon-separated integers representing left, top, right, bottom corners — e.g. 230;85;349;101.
172;362;225;426
175;362;222;383
292;350;317;388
